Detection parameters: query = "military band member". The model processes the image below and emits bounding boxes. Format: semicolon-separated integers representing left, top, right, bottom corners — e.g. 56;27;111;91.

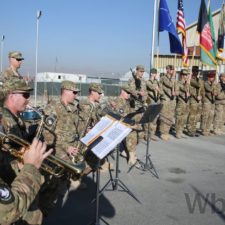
186;66;205;137
159;65;177;140
44;80;81;162
128;65;147;140
146;68;163;141
109;85;139;166
0;51;24;81
213;73;225;135
0;139;52;225
79;83;104;128
175;69;190;139
202;71;218;136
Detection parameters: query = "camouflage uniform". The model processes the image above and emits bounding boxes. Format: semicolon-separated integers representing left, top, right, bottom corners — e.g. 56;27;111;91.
109;87;138;165
146;77;163;139
175;78;190;138
0;79;43;224
0;164;42;225
202;80;218;135
128;71;147;140
213;81;225;134
186;76;205;136
159;73;177;139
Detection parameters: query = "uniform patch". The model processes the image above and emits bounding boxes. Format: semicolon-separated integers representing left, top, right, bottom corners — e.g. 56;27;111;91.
0;184;14;204
119;108;124;114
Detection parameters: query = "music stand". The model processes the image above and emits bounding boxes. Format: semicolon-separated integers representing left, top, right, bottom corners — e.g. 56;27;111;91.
92;144;141;204
127;104;162;178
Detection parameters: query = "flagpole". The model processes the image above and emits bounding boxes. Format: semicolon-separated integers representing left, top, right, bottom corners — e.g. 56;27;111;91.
157;0;160;72
150;0;158;69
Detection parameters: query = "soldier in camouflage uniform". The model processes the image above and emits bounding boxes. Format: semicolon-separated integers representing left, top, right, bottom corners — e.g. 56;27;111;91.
213;73;225;135
0;78;44;224
159;65;177;140
128;65;147;140
175;69;190;138
186;66;205;137
202;71;218;136
79;83;104;128
146;68;164;141
0;51;24;81
0;139;52;225
109;85;139;166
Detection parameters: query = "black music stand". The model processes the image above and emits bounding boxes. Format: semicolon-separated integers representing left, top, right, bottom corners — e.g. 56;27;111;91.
127;104;162;179
93;144;141;204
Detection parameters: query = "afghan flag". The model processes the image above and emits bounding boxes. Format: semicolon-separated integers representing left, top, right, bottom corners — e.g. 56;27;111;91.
197;0;217;66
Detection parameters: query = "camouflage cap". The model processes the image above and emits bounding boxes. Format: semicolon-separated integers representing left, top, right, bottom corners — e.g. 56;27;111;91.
150;68;157;74
4;78;33;93
136;65;145;71
180;69;189;75
8;51;24;60
121;84;132;94
89;83;103;94
220;73;225;77
166;65;174;70
61;80;80;92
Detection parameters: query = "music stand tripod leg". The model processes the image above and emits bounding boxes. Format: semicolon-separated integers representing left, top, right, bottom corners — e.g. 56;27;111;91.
90;160;109;225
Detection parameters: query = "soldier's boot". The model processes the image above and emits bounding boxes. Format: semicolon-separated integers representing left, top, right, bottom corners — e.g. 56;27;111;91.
150;134;159;141
160;134;169;141
128;151;137;166
100;161;113;172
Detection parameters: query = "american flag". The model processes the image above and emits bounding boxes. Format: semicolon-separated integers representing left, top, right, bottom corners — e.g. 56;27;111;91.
176;0;189;66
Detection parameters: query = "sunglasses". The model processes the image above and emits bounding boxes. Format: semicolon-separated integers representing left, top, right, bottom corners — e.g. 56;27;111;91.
73;91;79;95
12;92;30;99
15;58;23;62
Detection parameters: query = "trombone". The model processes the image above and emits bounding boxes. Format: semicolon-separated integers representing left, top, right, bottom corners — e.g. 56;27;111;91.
0;131;85;178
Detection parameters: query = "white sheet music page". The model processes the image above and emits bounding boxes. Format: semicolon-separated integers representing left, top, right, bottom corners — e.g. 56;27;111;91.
80;115;116;146
92;121;132;159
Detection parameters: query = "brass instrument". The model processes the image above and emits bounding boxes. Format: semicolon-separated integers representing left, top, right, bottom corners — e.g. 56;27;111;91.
71;103;94;164
0;131;85;178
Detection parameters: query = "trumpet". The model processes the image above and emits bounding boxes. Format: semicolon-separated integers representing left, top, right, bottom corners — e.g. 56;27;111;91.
0;131;85;178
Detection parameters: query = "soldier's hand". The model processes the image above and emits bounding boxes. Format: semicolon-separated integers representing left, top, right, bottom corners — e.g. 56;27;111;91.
67;146;78;156
23;138;53;169
139;91;146;97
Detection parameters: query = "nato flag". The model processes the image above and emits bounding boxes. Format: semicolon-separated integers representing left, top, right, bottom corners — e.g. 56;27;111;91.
159;0;183;54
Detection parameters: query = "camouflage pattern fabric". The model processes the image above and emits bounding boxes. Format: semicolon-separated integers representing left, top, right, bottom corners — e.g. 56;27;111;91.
201;81;218;135
187;77;205;135
0;164;42;225
159;74;177;137
0;67;23;82
175;80;190;137
213;82;225;134
44;98;82;161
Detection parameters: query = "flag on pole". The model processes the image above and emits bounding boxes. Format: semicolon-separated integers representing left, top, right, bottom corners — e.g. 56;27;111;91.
197;0;217;66
159;0;183;54
176;0;189;67
217;3;225;60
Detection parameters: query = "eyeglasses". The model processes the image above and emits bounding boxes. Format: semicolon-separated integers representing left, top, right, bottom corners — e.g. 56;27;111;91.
12;92;30;99
16;58;23;62
73;91;78;95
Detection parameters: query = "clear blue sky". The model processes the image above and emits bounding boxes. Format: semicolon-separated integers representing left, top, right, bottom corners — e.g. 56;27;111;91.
0;0;222;77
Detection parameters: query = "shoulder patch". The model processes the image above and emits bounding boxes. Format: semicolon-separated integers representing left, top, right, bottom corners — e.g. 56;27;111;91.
0;184;14;204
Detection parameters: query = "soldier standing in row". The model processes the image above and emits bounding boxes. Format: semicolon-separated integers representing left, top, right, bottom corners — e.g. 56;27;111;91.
213;73;225;135
159;65;177;140
186;66;204;137
175;69;190;139
202;71;218;136
146;68;163;141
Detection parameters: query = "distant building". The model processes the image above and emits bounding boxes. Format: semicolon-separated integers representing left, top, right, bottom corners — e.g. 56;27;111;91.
36;72;87;83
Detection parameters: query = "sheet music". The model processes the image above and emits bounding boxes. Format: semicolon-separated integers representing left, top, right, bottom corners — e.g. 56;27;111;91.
81;115;115;146
81;114;132;159
92;121;132;159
